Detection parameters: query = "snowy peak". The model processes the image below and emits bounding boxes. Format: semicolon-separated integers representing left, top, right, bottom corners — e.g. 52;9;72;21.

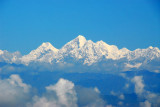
72;35;87;48
146;46;160;52
96;40;119;52
148;46;153;49
76;35;86;40
120;48;130;52
38;42;58;52
28;42;58;57
76;35;87;47
0;50;4;55
60;35;87;53
20;42;58;64
60;36;132;64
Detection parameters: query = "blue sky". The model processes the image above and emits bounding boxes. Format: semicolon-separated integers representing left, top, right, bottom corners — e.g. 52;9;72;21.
0;0;160;54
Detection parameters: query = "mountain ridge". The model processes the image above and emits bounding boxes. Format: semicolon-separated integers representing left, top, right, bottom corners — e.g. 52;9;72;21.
0;35;160;72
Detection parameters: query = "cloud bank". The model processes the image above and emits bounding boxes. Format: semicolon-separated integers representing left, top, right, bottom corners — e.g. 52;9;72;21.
0;75;109;107
0;74;31;107
1;73;160;107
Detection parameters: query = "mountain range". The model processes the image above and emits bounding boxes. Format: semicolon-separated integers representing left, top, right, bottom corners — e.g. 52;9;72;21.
0;35;160;72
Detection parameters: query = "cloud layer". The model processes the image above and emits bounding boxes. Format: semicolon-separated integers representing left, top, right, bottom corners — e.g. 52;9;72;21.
0;74;31;107
1;73;160;107
0;75;108;107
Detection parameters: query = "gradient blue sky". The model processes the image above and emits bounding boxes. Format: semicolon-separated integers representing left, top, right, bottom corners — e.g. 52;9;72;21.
0;0;160;54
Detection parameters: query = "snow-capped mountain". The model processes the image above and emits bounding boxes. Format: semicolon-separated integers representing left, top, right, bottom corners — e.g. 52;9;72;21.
20;42;58;65
0;35;160;72
126;46;160;60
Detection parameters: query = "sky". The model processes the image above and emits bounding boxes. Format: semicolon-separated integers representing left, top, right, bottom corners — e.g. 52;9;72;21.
0;0;160;54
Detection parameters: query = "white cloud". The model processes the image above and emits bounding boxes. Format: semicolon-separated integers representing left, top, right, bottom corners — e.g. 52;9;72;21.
110;91;125;100
132;76;144;95
118;101;123;106
46;78;78;107
140;100;151;107
131;76;160;106
110;91;116;96
106;105;113;107
0;76;110;107
8;74;30;92
27;96;61;107
0;74;31;107
144;91;160;106
94;87;100;93
119;94;125;100
125;63;142;69
124;83;129;89
28;78;78;107
29;78;107;107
